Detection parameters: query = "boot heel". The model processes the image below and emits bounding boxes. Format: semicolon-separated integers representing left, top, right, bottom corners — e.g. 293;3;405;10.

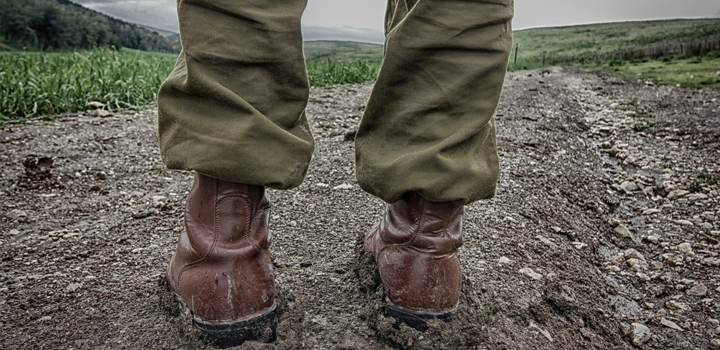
384;298;454;331
193;303;278;347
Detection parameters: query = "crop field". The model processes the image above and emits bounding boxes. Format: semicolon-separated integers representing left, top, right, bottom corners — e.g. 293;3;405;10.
0;48;382;122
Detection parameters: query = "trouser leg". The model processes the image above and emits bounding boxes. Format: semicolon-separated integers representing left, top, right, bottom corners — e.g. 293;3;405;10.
356;0;514;205
158;0;313;189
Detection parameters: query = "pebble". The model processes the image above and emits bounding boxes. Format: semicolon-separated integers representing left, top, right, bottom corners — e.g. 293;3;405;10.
661;318;683;331
621;181;638;193
624;248;646;261
631;323;652;346
666;300;690;311
5;209;28;221
528;320;553;342
536;235;557;249
712;339;720;347
332;184;353;190
702;223;714;230
686;193;708;200
614;225;632;238
644;235;659;243
66;282;83;293
687;282;708;297
703;257;720;267
39;316;52;322
92;109;113;118
315;182;329;188
677;243;693;254
572;241;587;249
675;220;694;226
667;189;690;200
702;212;716;222
498;256;511;265
642;209;662;215
519;268;543;280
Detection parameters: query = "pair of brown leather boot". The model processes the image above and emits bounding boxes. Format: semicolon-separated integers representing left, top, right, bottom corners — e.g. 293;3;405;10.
166;174;464;345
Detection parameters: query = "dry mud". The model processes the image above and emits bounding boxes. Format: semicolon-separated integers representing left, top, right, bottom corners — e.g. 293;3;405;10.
1;68;719;349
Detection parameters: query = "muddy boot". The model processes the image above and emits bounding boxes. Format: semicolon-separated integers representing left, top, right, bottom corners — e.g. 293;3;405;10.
364;192;463;329
166;173;276;346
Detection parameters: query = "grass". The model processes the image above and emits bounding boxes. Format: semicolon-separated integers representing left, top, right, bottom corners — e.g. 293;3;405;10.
0;47;381;122
587;52;720;88
0;48;176;122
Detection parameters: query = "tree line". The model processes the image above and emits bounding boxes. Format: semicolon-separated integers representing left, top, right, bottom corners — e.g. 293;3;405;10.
0;0;180;52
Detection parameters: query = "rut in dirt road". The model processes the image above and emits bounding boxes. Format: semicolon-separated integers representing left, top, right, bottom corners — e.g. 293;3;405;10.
1;67;718;349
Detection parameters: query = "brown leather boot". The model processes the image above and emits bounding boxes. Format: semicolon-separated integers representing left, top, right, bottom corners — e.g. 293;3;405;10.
166;173;276;345
364;192;464;326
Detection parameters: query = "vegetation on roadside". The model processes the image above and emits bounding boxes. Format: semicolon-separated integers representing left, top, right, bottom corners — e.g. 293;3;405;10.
0;49;383;122
0;0;179;52
589;51;720;88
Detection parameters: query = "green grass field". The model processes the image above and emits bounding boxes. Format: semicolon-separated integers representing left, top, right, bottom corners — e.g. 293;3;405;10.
1;48;382;122
3;18;719;122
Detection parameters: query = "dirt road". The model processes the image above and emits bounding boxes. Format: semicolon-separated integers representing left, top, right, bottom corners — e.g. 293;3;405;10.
1;68;719;349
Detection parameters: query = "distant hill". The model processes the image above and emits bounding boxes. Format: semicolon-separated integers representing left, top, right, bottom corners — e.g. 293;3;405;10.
0;0;180;52
304;41;383;62
513;18;720;65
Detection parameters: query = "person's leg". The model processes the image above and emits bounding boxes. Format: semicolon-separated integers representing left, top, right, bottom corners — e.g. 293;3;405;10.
159;0;313;188
157;0;309;344
362;0;513;323
357;0;513;205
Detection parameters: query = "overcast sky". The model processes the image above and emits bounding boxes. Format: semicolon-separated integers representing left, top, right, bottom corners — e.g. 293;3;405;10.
74;0;720;34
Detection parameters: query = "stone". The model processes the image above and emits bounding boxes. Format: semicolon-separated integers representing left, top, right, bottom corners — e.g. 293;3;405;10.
614;225;632;238
5;209;28;221
703;257;720;267
675;220;694;226
315;183;329;188
645;235;659;243
687;282;708;297
66;282;83;293
702;212;717;222
519;268;543;280
92;109;112;118
702;223;714;230
498;256;511;265
631;323;652;346
88;101;105;109
529;320;553;342
624;248;646;261
620;181;638;193
536;235;557;249
332;184;353;190
677;243;693;254
687;193;708;200
572;241;588;249
642;209;662;215
666;300;690;311
667;189;690;200
661;318;683;331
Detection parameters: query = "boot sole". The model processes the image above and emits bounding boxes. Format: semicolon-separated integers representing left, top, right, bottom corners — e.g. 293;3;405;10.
384;297;456;331
163;278;278;347
192;302;278;347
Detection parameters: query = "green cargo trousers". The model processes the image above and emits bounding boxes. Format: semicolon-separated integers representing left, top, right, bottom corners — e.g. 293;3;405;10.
158;0;513;205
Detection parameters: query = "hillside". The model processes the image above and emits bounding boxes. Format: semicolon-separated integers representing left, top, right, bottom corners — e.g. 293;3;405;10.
304;41;383;62
0;0;179;52
513;18;720;65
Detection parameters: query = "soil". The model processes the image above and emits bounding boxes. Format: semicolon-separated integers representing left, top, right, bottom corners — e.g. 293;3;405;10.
1;67;719;349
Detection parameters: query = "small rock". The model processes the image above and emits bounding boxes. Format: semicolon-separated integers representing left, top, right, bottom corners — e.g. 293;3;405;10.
675;220;694;226
39;316;52;322
702;212;716;222
631;323;651;346
536;235;557;249
624;248;646;261
667;189;690;200
332;184;353;190
88;101;105;109
702;223;714;230
528;320;553;342
498;256;511;265
614;224;632;238
621;181;638;193
677;243;693;254
66;282;83;293
315;182;329;188
712;339;720;347
687;193;708;200
92;109;113;118
644;235;659;243
702;257;720;267
687;282;708;297
572;241;587;249
666;300;690;311
661;317;683;331
519;268;543;280
642;209;662;215
5;209;28;221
